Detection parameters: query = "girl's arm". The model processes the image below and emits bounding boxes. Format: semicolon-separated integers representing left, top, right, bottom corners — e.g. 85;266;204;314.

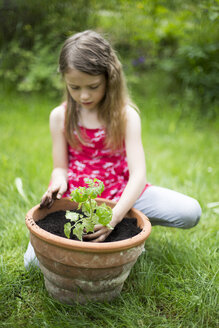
40;105;69;208
84;106;146;242
111;106;146;222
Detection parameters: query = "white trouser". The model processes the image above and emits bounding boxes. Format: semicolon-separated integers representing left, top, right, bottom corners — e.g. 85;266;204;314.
24;186;201;269
134;186;201;229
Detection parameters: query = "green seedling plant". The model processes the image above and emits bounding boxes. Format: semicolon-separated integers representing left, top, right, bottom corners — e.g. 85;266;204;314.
64;178;113;241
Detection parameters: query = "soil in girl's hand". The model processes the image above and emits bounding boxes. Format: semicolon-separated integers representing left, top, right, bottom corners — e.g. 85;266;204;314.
36;210;142;242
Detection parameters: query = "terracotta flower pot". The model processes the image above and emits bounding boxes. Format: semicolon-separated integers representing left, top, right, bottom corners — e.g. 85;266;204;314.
25;198;151;304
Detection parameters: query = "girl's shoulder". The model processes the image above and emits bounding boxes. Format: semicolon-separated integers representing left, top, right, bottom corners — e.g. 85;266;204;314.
49;103;66;132
125;104;141;124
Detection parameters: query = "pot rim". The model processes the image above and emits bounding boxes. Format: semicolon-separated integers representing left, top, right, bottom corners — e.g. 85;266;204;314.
25;198;152;253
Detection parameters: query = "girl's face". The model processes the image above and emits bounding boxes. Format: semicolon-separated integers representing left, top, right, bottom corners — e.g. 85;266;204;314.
65;68;106;111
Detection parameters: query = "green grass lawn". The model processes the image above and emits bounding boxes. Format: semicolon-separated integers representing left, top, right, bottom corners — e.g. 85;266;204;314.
0;84;218;328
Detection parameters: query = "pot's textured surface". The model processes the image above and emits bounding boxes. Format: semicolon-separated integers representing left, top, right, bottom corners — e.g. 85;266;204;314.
25;198;151;304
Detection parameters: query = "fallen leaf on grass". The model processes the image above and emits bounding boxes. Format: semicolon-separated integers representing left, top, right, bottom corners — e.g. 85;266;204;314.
15;177;28;202
207;202;219;208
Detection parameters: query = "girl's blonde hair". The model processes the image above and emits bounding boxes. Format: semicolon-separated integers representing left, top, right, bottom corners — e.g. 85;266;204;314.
59;30;131;150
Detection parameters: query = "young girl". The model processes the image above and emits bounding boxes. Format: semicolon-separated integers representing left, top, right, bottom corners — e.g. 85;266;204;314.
24;30;201;266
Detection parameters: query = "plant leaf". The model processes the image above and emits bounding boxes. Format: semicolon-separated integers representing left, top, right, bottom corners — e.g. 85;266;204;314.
64;222;72;239
73;223;84;241
84;178;104;199
82;200;91;213
65;211;80;222
96;203;112;226
70;187;88;203
91;213;100;225
83;219;95;233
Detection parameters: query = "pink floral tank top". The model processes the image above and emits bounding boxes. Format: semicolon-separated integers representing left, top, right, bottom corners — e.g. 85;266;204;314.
62;126;130;201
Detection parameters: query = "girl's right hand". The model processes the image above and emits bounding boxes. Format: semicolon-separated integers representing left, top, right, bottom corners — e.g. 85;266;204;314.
40;180;67;209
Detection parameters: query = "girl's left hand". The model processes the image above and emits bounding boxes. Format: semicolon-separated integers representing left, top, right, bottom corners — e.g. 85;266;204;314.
82;221;117;242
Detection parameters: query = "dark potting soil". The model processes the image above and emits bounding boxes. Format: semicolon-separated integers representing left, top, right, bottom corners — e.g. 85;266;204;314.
36;210;142;242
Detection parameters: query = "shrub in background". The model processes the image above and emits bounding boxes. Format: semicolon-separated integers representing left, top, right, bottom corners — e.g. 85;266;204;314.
157;2;219;112
0;0;97;95
97;0;219;112
0;0;218;112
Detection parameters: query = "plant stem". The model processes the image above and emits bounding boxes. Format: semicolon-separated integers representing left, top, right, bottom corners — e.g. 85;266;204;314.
88;197;93;222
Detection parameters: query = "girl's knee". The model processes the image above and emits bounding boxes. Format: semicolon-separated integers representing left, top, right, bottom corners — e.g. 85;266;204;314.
181;199;202;229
